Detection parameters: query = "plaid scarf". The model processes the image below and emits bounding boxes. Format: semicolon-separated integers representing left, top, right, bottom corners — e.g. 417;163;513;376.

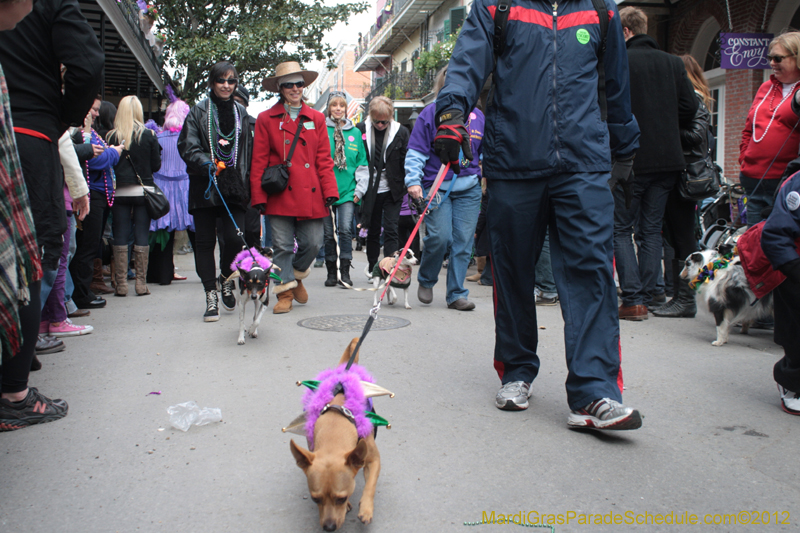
0;64;43;358
333;119;346;170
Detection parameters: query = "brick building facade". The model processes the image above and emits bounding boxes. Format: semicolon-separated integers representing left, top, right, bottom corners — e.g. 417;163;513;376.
631;0;800;179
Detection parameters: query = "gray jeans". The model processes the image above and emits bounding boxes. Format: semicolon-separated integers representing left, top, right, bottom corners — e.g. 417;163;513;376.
268;215;323;285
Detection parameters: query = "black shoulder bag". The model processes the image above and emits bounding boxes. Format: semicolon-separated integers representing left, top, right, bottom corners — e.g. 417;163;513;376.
678;147;720;201
261;123;304;195
128;153;170;219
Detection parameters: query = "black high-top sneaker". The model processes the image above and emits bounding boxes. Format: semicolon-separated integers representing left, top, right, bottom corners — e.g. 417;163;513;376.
204;290;220;322
218;274;236;311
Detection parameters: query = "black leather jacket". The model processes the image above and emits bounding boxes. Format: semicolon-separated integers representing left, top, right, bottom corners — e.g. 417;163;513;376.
680;94;711;165
178;97;252;213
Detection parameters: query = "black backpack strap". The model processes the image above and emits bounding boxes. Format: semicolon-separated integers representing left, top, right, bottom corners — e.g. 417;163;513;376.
591;0;609;121
493;0;512;61
488;0;512;108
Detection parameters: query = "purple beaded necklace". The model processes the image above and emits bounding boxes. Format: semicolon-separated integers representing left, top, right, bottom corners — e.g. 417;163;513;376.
83;129;116;206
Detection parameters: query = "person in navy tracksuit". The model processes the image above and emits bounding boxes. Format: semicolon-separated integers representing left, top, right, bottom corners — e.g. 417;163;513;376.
761;172;800;415
434;0;642;430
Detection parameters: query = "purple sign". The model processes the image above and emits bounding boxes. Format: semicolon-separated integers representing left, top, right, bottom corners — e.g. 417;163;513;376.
720;33;773;69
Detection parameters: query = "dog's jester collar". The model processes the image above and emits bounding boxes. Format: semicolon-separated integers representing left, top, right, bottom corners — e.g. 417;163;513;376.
688;251;736;291
282;364;393;451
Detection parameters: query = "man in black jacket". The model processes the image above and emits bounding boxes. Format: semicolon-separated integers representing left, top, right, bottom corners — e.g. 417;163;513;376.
614;7;697;321
0;0;104;311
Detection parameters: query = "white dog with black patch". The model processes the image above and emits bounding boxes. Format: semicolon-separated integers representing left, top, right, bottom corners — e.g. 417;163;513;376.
371;249;418;309
681;246;773;346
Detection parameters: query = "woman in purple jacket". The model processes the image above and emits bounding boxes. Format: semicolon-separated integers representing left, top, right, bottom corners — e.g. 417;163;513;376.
405;66;484;311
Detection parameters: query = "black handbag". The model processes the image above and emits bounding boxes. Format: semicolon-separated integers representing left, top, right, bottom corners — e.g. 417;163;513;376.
678;148;720;201
128;154;170;219
261;122;304;194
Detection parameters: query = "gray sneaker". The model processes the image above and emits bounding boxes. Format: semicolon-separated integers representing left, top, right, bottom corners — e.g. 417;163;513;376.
495;381;532;410
418;285;433;304
535;294;559;306
568;398;642;430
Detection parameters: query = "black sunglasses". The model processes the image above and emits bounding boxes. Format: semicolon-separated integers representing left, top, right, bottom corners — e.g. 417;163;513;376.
215;77;238;85
373;120;389;126
280;81;305;89
768;54;795;63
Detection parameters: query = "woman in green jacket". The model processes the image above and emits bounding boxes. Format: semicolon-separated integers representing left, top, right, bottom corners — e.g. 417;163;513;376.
323;92;368;286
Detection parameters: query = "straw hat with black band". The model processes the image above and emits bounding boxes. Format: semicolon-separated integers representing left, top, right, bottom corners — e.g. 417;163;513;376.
262;61;319;93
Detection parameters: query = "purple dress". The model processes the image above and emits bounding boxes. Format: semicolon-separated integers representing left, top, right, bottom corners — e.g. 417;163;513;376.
151;130;194;232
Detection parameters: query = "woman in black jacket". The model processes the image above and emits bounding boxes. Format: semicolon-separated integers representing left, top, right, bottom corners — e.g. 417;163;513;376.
178;61;251;322
355;96;409;275
652;55;712;318
107;95;162;297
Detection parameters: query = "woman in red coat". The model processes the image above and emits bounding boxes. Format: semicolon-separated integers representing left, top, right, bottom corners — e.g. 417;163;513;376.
251;62;339;314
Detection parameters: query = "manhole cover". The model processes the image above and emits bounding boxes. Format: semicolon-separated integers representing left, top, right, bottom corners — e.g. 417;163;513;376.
298;314;410;332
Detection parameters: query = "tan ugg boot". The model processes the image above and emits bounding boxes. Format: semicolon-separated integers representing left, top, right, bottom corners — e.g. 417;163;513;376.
133;245;151;295
466;256;486;282
293;267;311;304
90;258;113;294
113;245;129;296
273;280;298;314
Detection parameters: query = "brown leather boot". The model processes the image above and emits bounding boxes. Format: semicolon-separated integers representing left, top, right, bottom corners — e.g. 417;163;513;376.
113;245;128;296
133;245;151;295
466;256;486;282
90;258;113;294
273;288;294;314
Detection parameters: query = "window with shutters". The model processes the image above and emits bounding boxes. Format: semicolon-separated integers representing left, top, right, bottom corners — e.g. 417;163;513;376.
450;7;466;33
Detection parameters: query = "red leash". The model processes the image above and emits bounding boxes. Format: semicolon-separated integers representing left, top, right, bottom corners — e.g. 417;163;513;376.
378;163;451;302
345;163;452;369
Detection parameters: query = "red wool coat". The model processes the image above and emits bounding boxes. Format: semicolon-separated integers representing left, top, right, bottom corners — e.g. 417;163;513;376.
250;102;338;219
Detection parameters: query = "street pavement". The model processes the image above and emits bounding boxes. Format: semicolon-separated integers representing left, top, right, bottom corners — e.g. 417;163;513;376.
1;249;798;532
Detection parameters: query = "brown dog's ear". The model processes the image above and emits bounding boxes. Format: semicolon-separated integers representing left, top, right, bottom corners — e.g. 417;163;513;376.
290;439;315;471
346;439;368;471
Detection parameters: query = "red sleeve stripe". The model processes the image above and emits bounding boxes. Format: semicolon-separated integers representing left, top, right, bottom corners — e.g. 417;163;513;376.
487;5;614;32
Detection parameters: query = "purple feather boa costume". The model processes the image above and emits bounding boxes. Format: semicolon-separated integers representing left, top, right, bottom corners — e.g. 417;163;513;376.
302;364;374;450
231;247;272;274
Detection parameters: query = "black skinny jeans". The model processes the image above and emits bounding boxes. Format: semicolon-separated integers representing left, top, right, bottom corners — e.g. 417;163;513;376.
663;185;699;262
192;206;246;292
112;196;150;247
70;193;110;304
366;191;401;270
1;281;40;394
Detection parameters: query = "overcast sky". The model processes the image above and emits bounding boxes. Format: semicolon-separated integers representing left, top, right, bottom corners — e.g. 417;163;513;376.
248;2;375;115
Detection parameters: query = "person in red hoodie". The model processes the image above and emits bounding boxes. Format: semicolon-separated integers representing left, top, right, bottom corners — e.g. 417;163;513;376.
739;32;800;226
250;62;338;314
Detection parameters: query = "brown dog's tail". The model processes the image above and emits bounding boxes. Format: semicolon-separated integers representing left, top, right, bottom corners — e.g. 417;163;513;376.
339;337;360;366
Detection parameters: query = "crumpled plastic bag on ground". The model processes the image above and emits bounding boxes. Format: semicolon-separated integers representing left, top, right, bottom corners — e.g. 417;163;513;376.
167;401;222;432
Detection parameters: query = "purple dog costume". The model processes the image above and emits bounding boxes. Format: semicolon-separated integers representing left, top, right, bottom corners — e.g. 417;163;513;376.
302;364;375;450
231;247;272;275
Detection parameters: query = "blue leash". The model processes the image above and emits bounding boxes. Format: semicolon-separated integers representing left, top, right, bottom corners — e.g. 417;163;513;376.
203;162;280;282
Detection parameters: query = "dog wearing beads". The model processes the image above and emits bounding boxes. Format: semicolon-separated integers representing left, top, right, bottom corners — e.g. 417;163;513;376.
681;246;773;346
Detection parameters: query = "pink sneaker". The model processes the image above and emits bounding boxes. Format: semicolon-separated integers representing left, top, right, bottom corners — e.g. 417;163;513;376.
39;321;49;334
48;319;93;337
